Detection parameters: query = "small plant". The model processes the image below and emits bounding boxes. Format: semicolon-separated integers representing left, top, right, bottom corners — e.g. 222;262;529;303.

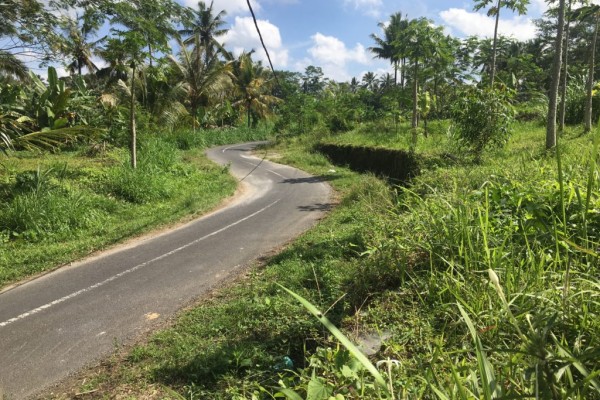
278;284;392;399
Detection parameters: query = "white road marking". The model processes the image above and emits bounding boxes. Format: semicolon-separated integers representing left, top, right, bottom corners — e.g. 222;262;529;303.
0;199;281;329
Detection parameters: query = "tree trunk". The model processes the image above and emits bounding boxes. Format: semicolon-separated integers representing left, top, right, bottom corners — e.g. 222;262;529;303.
584;16;599;133
490;0;501;86
546;0;566;150
412;60;419;129
411;60;419;150
148;42;153;68
130;63;137;169
559;0;572;132
247;101;251;128
192;105;197;133
401;57;406;88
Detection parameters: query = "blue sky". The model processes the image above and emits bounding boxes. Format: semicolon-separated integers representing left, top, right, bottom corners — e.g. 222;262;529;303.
196;0;551;82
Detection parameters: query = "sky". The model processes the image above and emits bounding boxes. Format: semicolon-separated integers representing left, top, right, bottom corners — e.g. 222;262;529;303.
189;0;552;82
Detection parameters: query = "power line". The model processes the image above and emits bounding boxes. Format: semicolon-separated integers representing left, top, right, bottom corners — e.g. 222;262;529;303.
245;0;280;88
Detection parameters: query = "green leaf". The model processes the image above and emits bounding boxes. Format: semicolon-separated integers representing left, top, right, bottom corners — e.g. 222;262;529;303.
307;374;332;400
276;388;303;400
277;284;390;395
47;66;58;90
52;118;69;129
457;303;498;399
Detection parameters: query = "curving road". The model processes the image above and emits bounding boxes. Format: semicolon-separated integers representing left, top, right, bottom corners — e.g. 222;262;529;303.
0;142;331;399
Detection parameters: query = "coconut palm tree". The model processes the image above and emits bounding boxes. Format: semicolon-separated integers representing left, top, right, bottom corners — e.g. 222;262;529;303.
180;1;229;66
232;52;281;128
473;0;529;86
167;35;233;131
0;51;28;80
369;12;407;86
59;10;103;76
361;71;378;91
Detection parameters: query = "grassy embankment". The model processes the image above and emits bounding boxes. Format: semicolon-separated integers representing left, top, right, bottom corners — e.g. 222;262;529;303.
0;127;269;288
52;121;599;399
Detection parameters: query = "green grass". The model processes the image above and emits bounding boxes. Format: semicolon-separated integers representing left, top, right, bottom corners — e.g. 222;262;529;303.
0;126;271;288
45;121;600;399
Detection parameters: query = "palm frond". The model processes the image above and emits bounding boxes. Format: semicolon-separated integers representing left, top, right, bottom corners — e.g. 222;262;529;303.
0;50;28;80
10;126;101;152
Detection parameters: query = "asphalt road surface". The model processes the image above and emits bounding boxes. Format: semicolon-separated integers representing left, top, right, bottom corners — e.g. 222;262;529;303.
0;142;332;399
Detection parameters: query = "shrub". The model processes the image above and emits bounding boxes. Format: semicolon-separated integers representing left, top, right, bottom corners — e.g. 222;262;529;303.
451;86;515;162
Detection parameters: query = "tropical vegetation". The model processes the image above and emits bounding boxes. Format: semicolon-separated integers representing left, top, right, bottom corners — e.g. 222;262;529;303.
1;0;600;399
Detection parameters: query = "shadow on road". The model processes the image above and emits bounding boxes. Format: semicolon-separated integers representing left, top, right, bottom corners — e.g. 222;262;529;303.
279;174;338;185
297;203;335;212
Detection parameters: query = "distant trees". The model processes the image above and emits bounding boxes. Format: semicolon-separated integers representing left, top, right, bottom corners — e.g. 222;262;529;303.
576;4;600;133
2;0;600;158
473;0;530;86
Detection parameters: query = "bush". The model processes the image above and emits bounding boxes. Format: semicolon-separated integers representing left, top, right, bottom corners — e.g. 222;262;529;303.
105;167;172;204
0;189;101;241
451;86;515;162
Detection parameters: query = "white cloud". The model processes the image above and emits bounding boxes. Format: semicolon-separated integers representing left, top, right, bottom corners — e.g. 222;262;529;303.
439;8;537;41
180;0;260;16
344;0;383;18
306;33;370;81
529;0;548;14
224;16;289;67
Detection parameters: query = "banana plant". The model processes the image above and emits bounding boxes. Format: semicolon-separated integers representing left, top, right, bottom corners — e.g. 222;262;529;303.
1;67;99;154
27;66;72;130
418;90;436;137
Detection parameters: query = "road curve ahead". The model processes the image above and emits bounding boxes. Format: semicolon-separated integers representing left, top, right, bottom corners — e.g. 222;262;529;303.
0;142;332;398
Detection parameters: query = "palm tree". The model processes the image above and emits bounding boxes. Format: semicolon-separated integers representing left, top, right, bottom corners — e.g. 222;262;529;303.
361;71;377;91
473;0;529;86
167;36;233;131
0;51;28;80
369;12;407;86
60;11;103;76
180;1;228;66
232;52;281;128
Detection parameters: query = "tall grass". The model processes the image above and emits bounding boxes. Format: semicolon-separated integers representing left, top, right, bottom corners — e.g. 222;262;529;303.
164;125;272;150
0;165;103;241
266;125;600;398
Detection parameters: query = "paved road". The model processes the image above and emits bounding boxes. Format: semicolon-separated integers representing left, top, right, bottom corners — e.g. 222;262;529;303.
0;142;331;399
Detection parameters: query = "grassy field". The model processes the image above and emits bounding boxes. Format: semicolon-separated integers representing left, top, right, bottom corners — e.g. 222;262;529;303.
44;121;600;399
0;126;270;288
